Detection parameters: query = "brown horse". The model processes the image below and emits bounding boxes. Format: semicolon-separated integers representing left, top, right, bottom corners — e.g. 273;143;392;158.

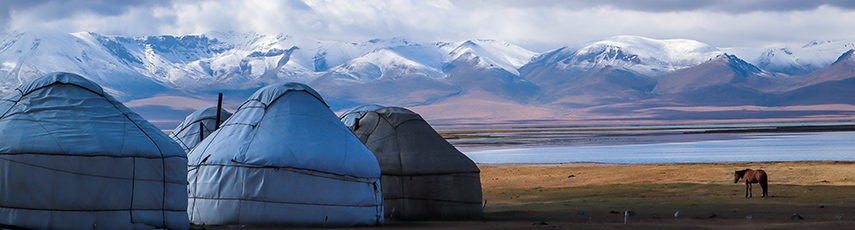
734;169;768;198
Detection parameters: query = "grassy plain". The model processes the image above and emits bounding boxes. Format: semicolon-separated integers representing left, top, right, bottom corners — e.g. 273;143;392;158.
475;161;855;229
204;161;855;230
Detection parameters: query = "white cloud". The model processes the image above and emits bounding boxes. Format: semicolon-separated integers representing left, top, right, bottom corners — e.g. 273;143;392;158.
2;0;855;52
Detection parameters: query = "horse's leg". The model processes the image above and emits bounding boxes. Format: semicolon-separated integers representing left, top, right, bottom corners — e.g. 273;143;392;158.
749;182;754;198
745;182;751;198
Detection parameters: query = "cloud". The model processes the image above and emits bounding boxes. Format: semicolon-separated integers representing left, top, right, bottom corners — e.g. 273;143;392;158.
462;0;855;13
2;0;855;52
4;0;168;21
0;0;49;33
3;0;172;36
505;4;855;49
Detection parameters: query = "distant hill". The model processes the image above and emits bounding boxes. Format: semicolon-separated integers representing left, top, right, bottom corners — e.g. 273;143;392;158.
1;31;854;129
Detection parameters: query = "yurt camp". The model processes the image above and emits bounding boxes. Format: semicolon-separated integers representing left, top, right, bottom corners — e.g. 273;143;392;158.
169;106;232;153
341;106;483;220
186;82;383;226
0;72;189;230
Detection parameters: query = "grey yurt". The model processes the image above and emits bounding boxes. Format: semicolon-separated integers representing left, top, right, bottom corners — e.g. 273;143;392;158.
187;82;383;226
0;72;189;230
341;106;482;220
169;106;232;153
339;104;382;127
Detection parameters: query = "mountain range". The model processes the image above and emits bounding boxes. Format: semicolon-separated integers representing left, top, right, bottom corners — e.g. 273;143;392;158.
1;31;854;130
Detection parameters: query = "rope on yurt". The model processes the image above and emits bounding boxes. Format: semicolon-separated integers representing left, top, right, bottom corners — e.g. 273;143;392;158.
119;112;169;229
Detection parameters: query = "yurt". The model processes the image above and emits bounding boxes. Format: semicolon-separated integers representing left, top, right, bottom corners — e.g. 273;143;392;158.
0;72;189;230
341;106;482;220
169;106;232;153
339;104;382;128
187;82;383;226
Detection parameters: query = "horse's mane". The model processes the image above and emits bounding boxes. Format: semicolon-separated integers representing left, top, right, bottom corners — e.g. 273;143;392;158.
735;169;750;176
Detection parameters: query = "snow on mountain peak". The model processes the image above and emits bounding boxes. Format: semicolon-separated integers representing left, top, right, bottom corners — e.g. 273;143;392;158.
313;37;415;72
589;36;721;67
534;36;722;76
4;30;855;110
716;53;765;76
331;48;444;81
445;39;536;75
802;40;833;48
721;38;855;75
832;49;855;65
1;31;142;88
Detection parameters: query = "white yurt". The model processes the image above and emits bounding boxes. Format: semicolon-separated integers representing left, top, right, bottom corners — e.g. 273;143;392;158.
169;106;232;153
187;82;383;226
0;72;189;230
341;106;483;220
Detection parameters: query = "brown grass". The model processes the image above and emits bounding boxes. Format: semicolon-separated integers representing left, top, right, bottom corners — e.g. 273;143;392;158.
475;161;855;230
481;161;855;189
198;161;855;230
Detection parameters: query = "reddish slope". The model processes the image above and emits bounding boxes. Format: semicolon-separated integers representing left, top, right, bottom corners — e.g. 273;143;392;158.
775;49;855;105
792;49;855;88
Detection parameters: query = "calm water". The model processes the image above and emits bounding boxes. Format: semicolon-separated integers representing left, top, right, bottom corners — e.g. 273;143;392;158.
461;131;855;164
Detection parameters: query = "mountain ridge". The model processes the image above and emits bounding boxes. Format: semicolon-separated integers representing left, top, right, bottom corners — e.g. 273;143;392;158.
2;31;854;129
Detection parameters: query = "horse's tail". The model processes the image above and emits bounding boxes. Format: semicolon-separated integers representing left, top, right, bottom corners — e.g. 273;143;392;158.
758;170;769;196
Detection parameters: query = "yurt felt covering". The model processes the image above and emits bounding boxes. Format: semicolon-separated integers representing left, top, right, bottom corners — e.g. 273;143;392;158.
187;82;383;226
0;72;189;230
339;104;382;128
170;106;232;153
346;106;482;220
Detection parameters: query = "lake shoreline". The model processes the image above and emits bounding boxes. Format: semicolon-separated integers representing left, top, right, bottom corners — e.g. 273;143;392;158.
685;124;855;134
457;127;855;164
479;160;855;168
441;122;855;136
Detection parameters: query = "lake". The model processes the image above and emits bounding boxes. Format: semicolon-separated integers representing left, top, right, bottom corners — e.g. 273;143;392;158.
456;128;855;164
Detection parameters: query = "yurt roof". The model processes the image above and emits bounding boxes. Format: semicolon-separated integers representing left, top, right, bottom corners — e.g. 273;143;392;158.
170;106;233;153
0;72;183;158
339;104;383;128
245;82;326;107
353;106;479;175
188;82;379;178
15;71;105;97
171;106;232;137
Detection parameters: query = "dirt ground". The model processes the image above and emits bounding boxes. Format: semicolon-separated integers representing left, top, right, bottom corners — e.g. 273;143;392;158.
201;161;855;230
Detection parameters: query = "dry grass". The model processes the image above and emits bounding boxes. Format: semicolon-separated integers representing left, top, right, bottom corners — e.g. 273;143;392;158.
476;161;855;230
199;161;855;230
481;161;855;189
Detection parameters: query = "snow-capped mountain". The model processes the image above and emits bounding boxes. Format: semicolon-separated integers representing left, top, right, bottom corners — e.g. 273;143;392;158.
0;31;167;98
0;31;541;98
441;40;541;102
652;54;787;106
444;39;536;76
722;39;855;75
796;49;855;87
308;38;540;108
775;49;855;105
2;31;855;128
654;53;780;95
526;36;723;77
309;45;460;109
324;46;445;82
0;31;320;99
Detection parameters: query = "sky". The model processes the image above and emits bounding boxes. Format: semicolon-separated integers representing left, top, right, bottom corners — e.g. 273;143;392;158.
2;0;855;52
